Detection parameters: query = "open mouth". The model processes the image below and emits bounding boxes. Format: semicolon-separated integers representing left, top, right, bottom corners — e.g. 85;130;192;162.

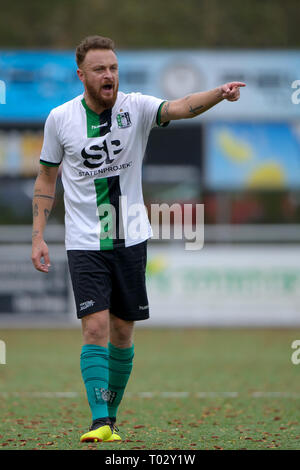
102;84;113;91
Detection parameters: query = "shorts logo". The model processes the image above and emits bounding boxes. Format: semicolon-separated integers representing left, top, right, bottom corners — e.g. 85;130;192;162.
139;305;149;310
117;112;131;129
80;300;95;311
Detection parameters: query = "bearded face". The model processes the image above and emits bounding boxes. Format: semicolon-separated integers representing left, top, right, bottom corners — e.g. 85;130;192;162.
78;49;119;111
84;73;119;109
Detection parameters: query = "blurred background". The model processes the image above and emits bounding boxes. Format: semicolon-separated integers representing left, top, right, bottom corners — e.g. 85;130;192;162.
0;0;300;327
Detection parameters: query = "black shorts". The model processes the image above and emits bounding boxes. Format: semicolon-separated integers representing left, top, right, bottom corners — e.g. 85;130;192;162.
67;241;149;321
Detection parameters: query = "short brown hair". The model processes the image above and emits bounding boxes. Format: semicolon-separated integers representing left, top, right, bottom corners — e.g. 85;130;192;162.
76;35;115;67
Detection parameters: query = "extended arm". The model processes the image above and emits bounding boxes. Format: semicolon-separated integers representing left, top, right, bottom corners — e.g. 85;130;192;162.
160;82;246;123
31;164;59;273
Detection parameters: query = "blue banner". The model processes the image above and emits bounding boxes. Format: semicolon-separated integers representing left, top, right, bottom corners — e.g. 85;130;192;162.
1;50;300;122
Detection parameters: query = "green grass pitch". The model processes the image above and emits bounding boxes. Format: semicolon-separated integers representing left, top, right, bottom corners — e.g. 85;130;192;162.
1;328;300;450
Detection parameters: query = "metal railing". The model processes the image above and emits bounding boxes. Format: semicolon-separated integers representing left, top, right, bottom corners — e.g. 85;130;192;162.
0;224;299;244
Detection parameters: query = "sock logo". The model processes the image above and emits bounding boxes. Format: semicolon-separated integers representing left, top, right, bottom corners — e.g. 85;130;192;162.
94;387;109;403
100;388;110;402
107;390;117;404
94;387;117;404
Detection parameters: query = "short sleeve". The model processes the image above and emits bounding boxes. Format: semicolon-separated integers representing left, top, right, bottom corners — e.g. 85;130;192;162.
137;94;170;136
40;111;63;167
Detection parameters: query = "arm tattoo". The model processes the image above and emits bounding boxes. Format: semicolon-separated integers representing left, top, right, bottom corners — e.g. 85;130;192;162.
44;209;50;221
189;104;205;116
39;165;51;177
185;95;205;116
162;101;170;120
32;230;40;239
33;194;55;200
33;203;39;217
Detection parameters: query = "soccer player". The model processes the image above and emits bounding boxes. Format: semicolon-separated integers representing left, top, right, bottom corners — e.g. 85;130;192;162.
31;35;245;443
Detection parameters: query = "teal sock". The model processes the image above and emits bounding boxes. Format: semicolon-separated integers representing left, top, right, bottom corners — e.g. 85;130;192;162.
107;342;134;420
80;344;109;421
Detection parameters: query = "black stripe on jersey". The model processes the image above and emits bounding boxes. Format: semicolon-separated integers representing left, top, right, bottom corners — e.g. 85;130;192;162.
99;108;112;137
107;175;125;248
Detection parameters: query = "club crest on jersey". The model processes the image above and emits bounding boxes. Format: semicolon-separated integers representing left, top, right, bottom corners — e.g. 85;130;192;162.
117;112;131;129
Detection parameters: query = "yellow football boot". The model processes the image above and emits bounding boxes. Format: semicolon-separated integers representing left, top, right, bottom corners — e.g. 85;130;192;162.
103;426;122;442
80;423;112;443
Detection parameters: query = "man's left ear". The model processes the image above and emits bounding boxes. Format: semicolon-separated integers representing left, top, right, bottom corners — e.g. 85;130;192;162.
77;68;84;82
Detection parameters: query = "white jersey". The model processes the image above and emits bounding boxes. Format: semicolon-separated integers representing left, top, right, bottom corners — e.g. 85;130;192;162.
40;91;167;250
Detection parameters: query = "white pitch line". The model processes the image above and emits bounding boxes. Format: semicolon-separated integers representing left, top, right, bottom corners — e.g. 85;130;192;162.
1;391;300;398
196;392;239;398
251;391;300;398
0;391;81;398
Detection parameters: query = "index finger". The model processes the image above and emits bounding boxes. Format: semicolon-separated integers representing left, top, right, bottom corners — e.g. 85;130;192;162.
230;82;246;88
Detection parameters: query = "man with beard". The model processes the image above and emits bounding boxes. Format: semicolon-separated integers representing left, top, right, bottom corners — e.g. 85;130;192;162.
31;35;245;443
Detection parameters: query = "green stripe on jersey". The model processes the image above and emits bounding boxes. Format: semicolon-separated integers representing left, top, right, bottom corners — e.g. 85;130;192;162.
81;98;101;138
94;178;114;250
156;101;169;128
40;160;60;167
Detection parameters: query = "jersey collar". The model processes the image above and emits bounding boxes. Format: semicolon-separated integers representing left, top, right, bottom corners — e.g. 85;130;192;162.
81;96;115;118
